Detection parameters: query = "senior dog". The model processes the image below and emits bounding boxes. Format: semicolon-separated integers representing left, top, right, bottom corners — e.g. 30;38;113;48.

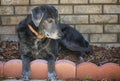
17;5;92;81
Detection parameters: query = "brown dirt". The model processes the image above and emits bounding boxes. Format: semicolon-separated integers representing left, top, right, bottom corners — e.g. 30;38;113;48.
0;41;120;66
0;41;20;61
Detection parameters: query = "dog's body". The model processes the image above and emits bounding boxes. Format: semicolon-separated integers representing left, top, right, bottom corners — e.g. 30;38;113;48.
17;5;92;81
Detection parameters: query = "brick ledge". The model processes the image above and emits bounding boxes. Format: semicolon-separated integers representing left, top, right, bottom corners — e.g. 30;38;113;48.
0;59;120;80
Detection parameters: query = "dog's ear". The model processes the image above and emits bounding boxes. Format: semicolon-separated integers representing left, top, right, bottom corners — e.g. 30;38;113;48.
31;7;44;27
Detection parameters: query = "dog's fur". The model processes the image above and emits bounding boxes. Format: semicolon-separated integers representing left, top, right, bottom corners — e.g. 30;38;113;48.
17;5;92;81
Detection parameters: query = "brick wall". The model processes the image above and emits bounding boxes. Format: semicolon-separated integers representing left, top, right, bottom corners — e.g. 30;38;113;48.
0;0;120;47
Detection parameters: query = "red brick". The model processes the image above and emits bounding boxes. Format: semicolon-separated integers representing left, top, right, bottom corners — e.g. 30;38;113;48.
0;61;4;77
100;63;120;80
30;59;48;79
4;59;22;78
77;62;101;80
55;60;76;79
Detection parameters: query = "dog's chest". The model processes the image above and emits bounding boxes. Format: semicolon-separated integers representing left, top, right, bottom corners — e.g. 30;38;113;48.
31;38;56;59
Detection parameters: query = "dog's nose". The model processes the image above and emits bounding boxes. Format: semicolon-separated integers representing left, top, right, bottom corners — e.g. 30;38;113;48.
47;34;49;36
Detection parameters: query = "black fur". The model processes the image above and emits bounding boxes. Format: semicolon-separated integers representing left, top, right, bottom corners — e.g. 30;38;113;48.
17;5;92;81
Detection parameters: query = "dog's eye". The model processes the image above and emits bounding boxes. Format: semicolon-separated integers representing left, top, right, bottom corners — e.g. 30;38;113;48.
47;18;53;23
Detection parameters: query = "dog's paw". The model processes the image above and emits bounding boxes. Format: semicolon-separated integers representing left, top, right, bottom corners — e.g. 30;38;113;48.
79;56;85;63
22;75;30;81
48;72;57;81
85;48;93;55
22;72;30;81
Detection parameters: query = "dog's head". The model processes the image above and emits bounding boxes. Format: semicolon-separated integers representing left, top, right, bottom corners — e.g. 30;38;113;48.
30;5;63;39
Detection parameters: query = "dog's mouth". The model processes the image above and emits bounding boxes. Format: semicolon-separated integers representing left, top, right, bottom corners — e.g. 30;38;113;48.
49;36;61;39
44;32;62;39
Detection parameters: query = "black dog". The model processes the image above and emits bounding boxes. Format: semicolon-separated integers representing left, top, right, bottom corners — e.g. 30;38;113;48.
17;5;92;81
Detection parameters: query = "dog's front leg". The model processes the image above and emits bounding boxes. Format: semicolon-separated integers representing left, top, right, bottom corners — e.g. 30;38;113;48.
47;55;56;81
21;53;31;81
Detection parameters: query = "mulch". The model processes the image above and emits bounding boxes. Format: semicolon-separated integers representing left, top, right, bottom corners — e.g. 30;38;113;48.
0;41;120;66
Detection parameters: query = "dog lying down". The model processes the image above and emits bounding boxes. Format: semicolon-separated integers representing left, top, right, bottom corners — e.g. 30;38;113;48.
17;5;93;81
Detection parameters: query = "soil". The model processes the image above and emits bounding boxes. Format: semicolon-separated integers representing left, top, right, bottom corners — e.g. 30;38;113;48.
0;41;120;66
